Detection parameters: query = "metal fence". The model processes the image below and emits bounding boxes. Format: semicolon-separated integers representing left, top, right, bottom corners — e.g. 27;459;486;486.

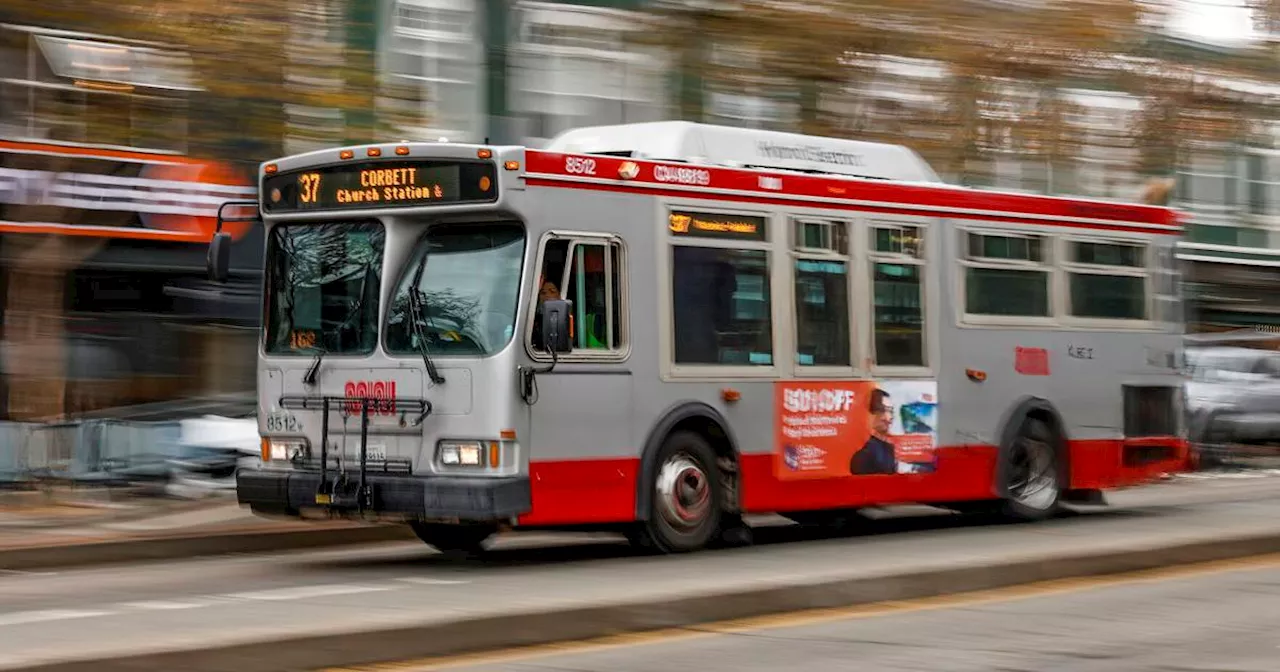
0;418;246;490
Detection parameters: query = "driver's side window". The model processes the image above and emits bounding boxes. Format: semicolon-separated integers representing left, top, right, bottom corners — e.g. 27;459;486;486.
529;234;627;357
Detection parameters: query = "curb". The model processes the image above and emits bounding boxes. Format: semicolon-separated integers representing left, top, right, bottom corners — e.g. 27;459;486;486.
11;530;1280;672
0;523;416;572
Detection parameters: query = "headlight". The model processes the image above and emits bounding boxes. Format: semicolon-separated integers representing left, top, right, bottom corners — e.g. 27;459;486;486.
438;440;484;467
262;437;309;462
436;439;517;471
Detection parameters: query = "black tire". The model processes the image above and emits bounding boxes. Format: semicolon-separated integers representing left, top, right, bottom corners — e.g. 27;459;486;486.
998;417;1063;522
630;430;723;554
409;522;494;558
1190;410;1228;470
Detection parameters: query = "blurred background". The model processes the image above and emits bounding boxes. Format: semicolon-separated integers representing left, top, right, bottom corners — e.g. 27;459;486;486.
0;0;1276;499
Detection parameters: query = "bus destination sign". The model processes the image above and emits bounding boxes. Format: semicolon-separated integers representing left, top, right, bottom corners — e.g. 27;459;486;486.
262;159;498;213
668;210;767;242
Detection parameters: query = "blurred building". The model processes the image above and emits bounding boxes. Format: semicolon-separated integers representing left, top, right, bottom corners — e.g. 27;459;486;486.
0;23;261;421
378;0;667;146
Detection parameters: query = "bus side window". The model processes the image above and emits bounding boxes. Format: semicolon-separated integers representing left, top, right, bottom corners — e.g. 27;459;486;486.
562;241;623;350
870;223;926;367
792;218;851;367
531;236;625;355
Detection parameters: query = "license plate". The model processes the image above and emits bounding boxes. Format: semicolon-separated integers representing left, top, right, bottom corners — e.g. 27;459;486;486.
347;443;387;462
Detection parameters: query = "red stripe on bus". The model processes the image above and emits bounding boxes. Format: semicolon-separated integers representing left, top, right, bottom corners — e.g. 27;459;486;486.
524;150;1180;231
524;178;1178;237
516;438;1189;527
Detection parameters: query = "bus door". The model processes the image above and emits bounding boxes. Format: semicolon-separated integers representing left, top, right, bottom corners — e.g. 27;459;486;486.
524;232;635;524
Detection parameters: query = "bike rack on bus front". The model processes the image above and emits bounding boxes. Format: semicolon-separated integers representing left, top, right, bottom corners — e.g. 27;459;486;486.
278;394;432;512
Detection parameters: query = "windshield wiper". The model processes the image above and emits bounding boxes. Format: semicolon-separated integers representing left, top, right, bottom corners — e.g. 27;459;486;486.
408;254;446;385
302;349;325;385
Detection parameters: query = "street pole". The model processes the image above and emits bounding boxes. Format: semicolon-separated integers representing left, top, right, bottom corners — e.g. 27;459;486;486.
484;0;513;144
345;0;378;145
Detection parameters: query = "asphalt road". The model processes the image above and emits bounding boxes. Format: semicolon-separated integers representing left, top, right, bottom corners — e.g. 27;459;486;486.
421;555;1280;672
0;475;1278;670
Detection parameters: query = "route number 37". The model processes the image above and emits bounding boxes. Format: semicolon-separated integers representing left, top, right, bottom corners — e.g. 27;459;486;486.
265;412;301;433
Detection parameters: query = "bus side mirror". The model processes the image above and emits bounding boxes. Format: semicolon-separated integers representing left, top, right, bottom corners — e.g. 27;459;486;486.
208;200;260;284
207;231;232;283
539;298;573;354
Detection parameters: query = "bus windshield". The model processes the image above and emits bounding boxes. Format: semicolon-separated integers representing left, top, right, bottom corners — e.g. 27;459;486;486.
385;223;525;357
263;221;385;356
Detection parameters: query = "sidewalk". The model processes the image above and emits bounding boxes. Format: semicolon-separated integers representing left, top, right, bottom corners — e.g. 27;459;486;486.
0;492;414;571
0;488;228;529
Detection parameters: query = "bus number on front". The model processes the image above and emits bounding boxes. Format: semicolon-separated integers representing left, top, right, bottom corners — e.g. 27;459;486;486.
298;173;321;204
565;157;597;176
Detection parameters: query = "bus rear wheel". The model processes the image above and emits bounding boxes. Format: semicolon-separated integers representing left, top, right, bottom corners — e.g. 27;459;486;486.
999;417;1062;521
631;431;723;554
410;521;494;558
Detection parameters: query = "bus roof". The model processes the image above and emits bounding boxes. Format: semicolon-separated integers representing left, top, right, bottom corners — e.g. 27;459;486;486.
543;121;943;184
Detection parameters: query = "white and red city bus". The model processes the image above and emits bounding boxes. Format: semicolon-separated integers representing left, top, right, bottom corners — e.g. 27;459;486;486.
216;121;1189;555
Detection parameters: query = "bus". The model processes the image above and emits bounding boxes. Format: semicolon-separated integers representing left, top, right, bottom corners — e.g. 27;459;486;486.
214;121;1190;555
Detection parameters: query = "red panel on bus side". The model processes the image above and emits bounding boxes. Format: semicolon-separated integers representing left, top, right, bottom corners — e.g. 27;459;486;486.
1068;438;1189;490
519;458;640;526
1066;439;1126;490
736;445;999;514
514;439;1186;527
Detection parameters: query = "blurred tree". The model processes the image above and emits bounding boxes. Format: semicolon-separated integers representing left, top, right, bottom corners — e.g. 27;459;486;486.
638;0;1149;188
9;0;425;161
1250;0;1280;49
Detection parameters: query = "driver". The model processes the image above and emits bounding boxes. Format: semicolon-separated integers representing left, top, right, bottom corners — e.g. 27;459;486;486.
532;278;560;349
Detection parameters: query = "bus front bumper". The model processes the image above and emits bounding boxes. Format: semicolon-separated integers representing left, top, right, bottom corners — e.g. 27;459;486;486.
235;468;532;522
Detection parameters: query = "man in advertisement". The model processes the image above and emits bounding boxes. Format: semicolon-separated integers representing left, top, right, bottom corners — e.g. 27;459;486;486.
850;388;896;475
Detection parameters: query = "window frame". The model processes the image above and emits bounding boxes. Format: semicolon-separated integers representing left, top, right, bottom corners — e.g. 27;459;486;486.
524;229;631;364
1245;147;1280;218
660;202;779;380
1060;235;1155;330
956;226;1058;328
867;219;931;374
789;216;856;378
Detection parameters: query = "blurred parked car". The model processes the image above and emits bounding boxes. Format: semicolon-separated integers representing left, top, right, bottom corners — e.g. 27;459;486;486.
1185;345;1280;466
165;415;261;499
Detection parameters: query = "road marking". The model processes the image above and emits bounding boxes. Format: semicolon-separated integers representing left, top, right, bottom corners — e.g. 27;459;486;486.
0;609;112;627
226;584;392;602
396;578;470;586
0;569;58;577
119;600;206;611
320;552;1280;672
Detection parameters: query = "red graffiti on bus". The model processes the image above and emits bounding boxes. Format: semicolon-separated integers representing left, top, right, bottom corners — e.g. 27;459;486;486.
343;380;397;416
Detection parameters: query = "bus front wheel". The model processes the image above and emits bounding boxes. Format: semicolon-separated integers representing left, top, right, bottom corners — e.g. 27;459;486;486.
410;521;494;558
631;430;724;553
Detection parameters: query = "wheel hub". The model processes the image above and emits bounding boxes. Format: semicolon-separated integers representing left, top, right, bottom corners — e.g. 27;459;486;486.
1009;435;1058;511
656;454;711;530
